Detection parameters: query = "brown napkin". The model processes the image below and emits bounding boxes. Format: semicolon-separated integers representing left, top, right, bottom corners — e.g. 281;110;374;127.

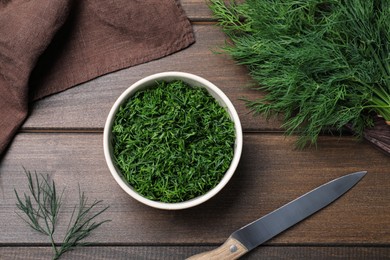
346;116;390;156
362;117;390;155
0;0;195;156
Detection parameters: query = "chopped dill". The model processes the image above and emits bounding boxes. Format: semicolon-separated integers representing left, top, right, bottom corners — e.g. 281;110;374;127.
111;80;236;203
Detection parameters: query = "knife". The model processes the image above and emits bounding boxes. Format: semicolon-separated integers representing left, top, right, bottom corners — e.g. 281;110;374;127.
187;171;366;260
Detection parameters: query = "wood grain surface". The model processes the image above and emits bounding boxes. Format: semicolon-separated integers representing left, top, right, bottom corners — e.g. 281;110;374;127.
1;0;389;259
1;246;389;260
1;134;389;245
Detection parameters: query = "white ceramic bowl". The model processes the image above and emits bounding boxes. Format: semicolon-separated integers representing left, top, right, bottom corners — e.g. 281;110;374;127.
103;72;243;210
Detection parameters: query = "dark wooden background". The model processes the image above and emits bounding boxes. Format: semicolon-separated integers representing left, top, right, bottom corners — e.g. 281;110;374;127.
1;1;389;259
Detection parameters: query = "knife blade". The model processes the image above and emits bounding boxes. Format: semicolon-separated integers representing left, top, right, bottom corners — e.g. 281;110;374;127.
187;171;366;260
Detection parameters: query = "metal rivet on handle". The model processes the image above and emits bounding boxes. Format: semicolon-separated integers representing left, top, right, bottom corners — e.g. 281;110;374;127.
230;244;238;253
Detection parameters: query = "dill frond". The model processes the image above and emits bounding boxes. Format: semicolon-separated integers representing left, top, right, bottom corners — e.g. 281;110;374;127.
15;169;110;260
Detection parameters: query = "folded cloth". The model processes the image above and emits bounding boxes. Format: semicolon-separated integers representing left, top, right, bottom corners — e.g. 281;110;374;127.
0;0;195;156
362;116;390;156
346;116;390;156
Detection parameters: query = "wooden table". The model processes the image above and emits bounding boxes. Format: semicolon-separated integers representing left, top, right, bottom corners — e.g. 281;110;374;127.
1;1;389;259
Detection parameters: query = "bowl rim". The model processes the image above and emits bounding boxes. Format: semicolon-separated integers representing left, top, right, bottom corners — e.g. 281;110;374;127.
103;71;243;210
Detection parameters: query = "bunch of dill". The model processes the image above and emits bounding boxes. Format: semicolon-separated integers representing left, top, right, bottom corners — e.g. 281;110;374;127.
210;0;390;148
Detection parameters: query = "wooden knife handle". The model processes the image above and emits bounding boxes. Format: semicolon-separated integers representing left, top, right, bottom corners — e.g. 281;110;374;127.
186;237;248;260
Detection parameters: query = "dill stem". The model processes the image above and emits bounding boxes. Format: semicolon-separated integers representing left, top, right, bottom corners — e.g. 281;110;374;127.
368;43;390;83
50;232;59;258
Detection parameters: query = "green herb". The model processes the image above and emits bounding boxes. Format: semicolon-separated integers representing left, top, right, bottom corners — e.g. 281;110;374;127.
209;0;390;148
15;169;110;260
112;80;235;203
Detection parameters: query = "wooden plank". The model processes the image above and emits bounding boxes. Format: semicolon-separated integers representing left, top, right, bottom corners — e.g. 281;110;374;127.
181;0;246;21
181;0;215;21
1;133;389;245
23;25;275;131
1;246;389;260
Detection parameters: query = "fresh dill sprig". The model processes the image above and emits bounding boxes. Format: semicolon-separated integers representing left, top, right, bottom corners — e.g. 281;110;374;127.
15;169;110;260
209;0;390;148
112;80;236;203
